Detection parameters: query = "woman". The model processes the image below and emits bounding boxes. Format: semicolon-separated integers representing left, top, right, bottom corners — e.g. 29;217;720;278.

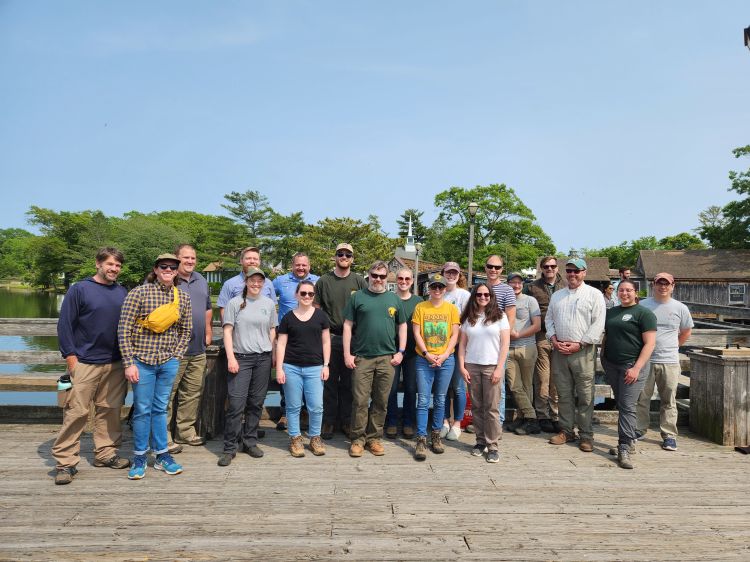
118;253;192;480
412;273;460;461
457;283;510;463
601;279;656;470
275;280;331;457
384;268;422;439
441;262;471;441
602;283;616;309
218;267;277;467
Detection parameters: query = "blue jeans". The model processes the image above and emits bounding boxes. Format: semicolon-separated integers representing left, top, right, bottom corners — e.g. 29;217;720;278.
132;358;179;456
415;355;455;437
444;356;467;423
385;354;417;429
283;363;324;438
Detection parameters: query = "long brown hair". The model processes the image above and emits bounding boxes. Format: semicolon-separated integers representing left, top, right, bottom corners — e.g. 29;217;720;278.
460;283;504;326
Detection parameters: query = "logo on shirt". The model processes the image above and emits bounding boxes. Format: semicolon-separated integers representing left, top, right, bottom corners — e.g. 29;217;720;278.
388;306;397;318
622;314;633;322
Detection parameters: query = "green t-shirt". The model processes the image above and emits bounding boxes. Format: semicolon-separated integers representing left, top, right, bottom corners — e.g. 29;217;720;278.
314;271;367;335
343;289;406;358
603;304;657;364
397;294;423;358
412;300;461;356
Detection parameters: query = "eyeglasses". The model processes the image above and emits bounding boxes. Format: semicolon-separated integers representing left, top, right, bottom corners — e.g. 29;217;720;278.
655;280;672;286
542;264;557;270
158;264;178;271
298;291;315;297
475;292;491;299
370;273;387;280
429;284;446;290
397;276;412;281
565;268;582;274
485;264;503;270
336;252;353;258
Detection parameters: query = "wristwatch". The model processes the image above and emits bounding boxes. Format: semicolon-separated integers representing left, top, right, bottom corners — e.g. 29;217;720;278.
421;349;428;357
398;349;405;354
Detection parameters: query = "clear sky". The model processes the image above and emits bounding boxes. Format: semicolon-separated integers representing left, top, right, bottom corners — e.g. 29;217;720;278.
1;1;748;254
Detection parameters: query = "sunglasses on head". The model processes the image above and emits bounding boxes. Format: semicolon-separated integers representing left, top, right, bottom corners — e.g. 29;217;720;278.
298;291;315;297
370;273;387;280
336;252;353;258
158;264;178;271
485;264;503;270
565;268;582;274
542;264;557;269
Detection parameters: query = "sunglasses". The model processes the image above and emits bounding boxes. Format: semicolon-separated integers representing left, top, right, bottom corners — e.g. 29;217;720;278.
158;264;179;271
475;292;491;299
542;264;557;270
370;273;387;280
429;284;446;290
485;264;503;270
397;276;412;281
298;291;315;297
565;268;582;274
336;252;353;258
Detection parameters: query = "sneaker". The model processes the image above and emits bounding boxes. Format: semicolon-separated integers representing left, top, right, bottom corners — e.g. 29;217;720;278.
128;455;147;480
276;416;288;431
244;444;264;458
446;425;462;441
321;423;335;440
349;442;364;458
365;440;385;456
439;421;450;438
309;436;326;456
402;426;415;439
154;453;183;475
471;444;488;457
167;442;183;455
634;430;645;441
414;437;428;461
549;431;576;445
486;450;500;463
385;425;398;439
539;419;557;433
289;435;305;458
93;455;130;469
618;447;634;469
430;430;445;454
578;438;594;453
662;437;677;451
54;467;78;485
217;453;234;466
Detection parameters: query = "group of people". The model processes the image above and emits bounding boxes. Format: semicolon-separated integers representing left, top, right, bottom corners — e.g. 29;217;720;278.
51;244;694;484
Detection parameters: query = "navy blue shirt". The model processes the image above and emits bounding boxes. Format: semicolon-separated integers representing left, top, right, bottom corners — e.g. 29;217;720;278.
178;271;212;356
57;277;128;364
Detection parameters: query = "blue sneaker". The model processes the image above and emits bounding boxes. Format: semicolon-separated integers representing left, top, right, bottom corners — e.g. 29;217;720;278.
662;437;677;451
154;453;183;475
128;455;147;480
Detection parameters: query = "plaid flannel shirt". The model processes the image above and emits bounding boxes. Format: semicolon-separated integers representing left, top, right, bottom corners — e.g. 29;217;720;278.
118;282;192;367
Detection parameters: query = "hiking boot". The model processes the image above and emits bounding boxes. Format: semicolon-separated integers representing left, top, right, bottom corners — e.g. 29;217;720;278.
524;419;541;434
549;431;575;445
486;450;500;463
365;440;385;456
446;425;462;441
276;416;288;431
402;426;415;439
506;417;525;433
662;437;677;451
55;467;78;485
127;455;147;480
430;430;445;454
385;425;398;439
174;435;205;446
471;444;488;457
414;437;428;461
217;453;235;467
349;442;364;458
167;442;183;455
618;447;634;469
154;453;183;475
539;419;557;433
609;442;636;456
578;438;594;453
243;444;264;458
309;436;326;456
93;455;130;469
321;423;335;440
289;436;305;458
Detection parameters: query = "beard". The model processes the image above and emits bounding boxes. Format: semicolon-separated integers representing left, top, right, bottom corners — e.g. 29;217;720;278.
368;283;386;294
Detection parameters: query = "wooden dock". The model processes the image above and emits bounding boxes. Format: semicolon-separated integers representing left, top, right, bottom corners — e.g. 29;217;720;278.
1;420;749;561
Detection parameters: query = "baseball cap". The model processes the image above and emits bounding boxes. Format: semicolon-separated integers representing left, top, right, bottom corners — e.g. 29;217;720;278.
566;258;587;270
244;267;266;279
442;261;461;273
506;272;524;282
654;272;674;284
335;243;354;254
154;253;179;265
428;273;447;287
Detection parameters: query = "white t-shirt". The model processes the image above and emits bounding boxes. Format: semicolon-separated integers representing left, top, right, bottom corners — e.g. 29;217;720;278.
444;287;471;314
462;315;510;365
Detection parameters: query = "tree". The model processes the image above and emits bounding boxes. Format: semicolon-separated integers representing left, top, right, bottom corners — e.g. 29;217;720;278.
263;210;306;269
698;145;750;248
396;209;429;243
221;190;272;244
658;232;706;250
0;229;36;281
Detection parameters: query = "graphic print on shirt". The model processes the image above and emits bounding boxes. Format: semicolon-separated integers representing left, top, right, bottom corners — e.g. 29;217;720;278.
423;316;448;351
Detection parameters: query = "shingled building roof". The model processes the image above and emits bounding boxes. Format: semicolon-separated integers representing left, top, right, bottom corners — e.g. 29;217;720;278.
637;250;750;282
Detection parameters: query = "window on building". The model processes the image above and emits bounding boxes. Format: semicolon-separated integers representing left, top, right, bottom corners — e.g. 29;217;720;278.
729;284;746;305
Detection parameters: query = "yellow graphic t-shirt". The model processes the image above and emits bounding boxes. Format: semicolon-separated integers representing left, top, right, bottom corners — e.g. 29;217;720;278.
412;300;460;356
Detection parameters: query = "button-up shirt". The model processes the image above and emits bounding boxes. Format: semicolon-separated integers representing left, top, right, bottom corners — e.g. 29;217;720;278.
545;282;605;345
273;272;320;322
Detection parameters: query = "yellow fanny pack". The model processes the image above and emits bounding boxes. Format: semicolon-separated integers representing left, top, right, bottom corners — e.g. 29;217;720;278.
137;286;180;333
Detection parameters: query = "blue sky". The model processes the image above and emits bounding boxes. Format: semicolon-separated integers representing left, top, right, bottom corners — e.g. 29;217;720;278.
1;1;748;255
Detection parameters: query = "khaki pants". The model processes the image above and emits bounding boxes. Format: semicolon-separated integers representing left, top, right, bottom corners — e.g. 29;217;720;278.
52;362;127;469
506;344;537;419
552;344;596;440
467;363;503;451
636;362;679;439
167;353;207;442
533;338;559;420
350;355;395;446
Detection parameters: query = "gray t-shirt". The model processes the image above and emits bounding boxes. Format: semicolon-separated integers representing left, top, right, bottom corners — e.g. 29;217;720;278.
639;297;694;363
223;295;278;354
510;293;541;349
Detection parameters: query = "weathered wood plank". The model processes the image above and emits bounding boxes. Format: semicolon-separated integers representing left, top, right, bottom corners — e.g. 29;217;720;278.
0;375;59;391
0;351;64;364
0;318;58;336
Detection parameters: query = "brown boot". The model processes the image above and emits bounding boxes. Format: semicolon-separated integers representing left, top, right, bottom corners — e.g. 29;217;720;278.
549;431;575;445
365;440;385;456
309;436;326;456
414;437;428;461
289;435;305;458
430;430;445;454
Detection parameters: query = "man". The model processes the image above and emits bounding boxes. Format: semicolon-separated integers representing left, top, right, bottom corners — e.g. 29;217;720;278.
343;261;407;457
52;247;130;484
484;255;516;424
314;243;367;439
635;272;693;451
546;258;605;452
166;244;213;453
217;246;277;320
524;256;567;433
273;252;320;429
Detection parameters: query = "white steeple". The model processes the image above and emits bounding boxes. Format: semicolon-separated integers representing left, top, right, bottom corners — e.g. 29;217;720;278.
404;216;416;253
